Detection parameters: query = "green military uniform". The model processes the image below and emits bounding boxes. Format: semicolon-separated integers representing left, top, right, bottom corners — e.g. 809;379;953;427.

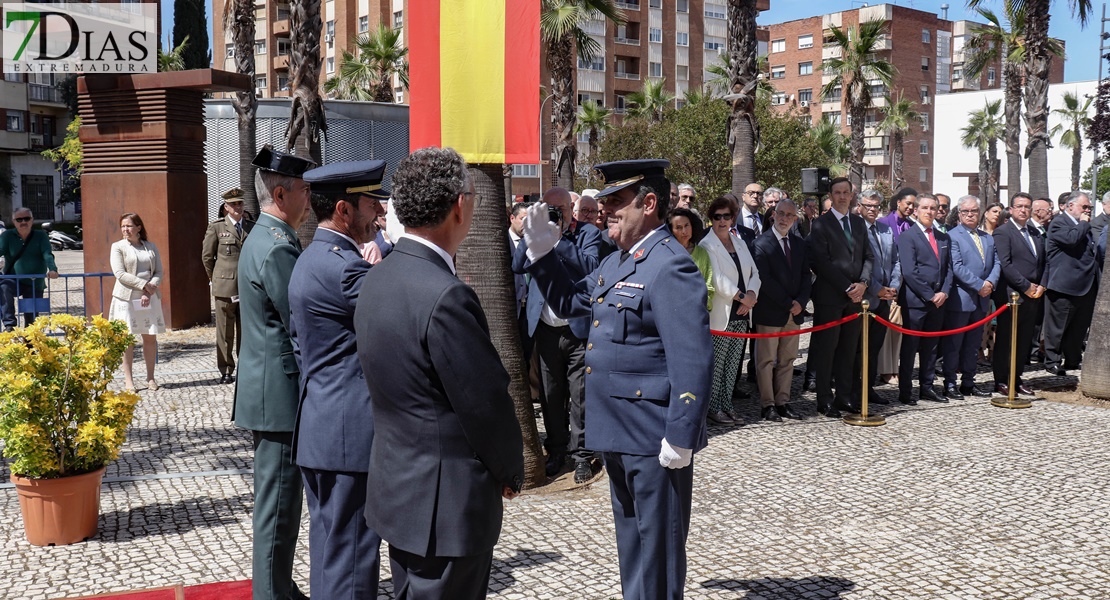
233;145;315;600
201;188;254;382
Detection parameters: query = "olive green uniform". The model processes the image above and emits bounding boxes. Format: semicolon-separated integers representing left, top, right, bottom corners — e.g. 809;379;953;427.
201;215;253;378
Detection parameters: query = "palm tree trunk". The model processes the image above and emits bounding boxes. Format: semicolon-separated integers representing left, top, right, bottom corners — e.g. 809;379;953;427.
1071;124;1082;190
892;131;904;190
286;0;326;247
229;0;258;217
849;103;865;188
548;32;576;191
1023;0;1051;199
589;129;599;164
978;153;989;202
727;0;759;192
1081;250;1110;398
1004;63;1023;199
456;164;545;488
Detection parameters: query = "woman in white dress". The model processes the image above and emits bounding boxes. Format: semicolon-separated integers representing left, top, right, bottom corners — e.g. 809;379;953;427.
109;212;165;391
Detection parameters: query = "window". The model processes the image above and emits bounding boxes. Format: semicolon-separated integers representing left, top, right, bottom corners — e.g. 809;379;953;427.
278;75;290;91
326;57;335;73
359;16;368;32
512;164;539;178
920;140;929;154
919;168;928;183
677;64;689;80
3;72;21;83
677;32;689;46
615;94;629;112
278;39;291;55
953;67;962;81
393;11;403;29
799;61;813;76
675;99;686;109
922;29;931;43
705;41;723;51
649;0;662;7
921;56;930;71
704;4;726;19
772;91;786;105
577;131;590;143
677;0;688;12
824;112;841;126
225;46;235;58
869;82;886;97
920;85;930;101
798;88;813;103
922;114;930;130
771;39;785;53
578;56;604;70
254;39;266;54
326;20;335;36
798;34;813;49
649;62;662;77
255;75;267;90
770;65;785;79
988;67;997;86
799;115;812;126
649;28;662;43
6;112;24;132
825;85;842;102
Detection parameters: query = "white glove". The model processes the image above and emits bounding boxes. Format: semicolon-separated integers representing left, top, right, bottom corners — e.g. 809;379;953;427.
658;438;692;469
385;199;405;243
523;202;562;262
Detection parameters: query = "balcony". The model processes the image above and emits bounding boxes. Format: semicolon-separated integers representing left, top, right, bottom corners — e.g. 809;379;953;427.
874;35;893;51
273;90;291;98
28;83;63;105
30;134;54;149
615;1;640;11
614;71;641;80
822;45;842;61
615;37;641;46
272;19;290;36
863;153;890;166
273;54;290;70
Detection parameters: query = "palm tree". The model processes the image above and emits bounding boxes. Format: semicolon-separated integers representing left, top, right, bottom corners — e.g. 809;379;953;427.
223;0;258;217
876;93;921;191
810;118;850;177
323;25;409;102
626;78;673;123
725;0;762;192
961;99;1004;205
541;0;624;191
819;19;897;188
285;0;326;167
707;53;773;100
1050;91;1092;191
158;36;188;72
576;100;612;161
969;0;1091;199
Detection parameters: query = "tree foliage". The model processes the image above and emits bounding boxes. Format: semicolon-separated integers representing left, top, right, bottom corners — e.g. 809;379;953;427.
324;25;409;102
42;118;82;207
172;0;210;70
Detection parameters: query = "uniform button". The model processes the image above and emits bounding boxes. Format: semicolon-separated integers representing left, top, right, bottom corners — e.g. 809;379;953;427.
635;390;642;397
597;297;604;303
593;320;600;327
586;367;592;374
587;343;593;350
617;303;623;308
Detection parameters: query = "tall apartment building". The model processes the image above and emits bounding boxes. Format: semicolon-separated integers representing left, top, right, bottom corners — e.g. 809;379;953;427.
763;3;1063;193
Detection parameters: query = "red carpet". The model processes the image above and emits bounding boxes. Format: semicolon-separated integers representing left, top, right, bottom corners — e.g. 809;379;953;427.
63;580;251;600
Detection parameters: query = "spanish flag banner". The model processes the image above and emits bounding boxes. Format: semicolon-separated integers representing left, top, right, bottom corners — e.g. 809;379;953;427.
408;0;539;164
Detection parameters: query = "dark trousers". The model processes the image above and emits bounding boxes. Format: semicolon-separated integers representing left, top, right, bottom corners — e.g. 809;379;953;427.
535;322;589;462
0;278;44;330
898;304;944;396
853;299;890;394
941;308;986;388
993;295;1041;386
252;431;305;600
811;301;863;411
301;467;382;600
389;545;493;600
214;296;241;376
1043;287;1096;370
603;452;693;600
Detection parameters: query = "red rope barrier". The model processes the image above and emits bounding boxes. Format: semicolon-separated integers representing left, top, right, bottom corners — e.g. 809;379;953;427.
872;304;1009;337
710;312;860;339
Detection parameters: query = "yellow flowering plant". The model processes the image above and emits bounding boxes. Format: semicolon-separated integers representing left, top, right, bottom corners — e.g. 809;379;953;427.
0;314;141;479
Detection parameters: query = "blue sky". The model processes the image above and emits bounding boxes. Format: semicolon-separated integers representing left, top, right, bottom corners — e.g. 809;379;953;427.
163;0;1102;83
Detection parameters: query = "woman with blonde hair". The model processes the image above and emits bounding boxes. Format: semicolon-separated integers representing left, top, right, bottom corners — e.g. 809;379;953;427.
109;212;165;391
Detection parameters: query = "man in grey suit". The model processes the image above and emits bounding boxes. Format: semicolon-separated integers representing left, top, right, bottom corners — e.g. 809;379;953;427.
941;195;1000;399
289;160;387;599
854;189;901;404
354;147;524;599
233;145;315;600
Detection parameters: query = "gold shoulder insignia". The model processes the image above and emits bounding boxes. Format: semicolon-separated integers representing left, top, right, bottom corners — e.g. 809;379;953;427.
680;392;697;405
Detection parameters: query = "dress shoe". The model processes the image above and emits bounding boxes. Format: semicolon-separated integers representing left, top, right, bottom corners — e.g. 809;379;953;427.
776;404;803;420
960;385;990;398
993;382;1009;396
943;385;965;401
761;406;783;422
545;453;566;477
824;407;843;418
868;389;890;405
707;410;735;425
919;386;946;403
726;410;744;426
573;460;593;484
1045;365;1068;377
1017;383;1035;398
898;395;918;406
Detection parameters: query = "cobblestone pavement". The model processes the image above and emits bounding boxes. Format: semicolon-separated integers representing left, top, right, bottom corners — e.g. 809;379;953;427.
2;253;1109;599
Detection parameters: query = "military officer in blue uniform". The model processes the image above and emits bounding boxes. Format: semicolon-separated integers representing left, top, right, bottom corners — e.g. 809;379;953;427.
523;159;712;600
288;160;387;599
233;145;315;600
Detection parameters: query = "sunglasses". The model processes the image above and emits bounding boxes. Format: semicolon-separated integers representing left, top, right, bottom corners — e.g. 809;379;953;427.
14;216;31;223
711;213;733;221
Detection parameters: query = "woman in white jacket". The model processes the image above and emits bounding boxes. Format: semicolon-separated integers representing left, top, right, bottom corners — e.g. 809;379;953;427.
699;195;761;425
109;212;165;391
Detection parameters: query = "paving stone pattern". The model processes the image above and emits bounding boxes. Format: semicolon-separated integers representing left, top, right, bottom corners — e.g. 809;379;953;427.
2;252;1108;598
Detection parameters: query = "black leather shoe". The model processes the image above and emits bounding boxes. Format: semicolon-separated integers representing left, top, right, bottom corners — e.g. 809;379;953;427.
824;407;843;418
960;385;990;398
920;387;947;403
993;382;1009;396
1045;365;1068;377
944;385;965;401
725;410;744;426
761;406;783;422
1017;383;1036;398
776;405;803;420
868;388;890;404
707;410;735;425
898;395;918;406
573;460;593;484
545;453;566;477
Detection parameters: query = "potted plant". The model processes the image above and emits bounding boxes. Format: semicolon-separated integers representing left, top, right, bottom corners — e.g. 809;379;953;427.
0;314;141;546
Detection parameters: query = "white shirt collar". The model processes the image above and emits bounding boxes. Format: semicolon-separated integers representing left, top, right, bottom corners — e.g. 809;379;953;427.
1063;212;1079;226
829;206;849;221
401;233;456;275
226;215;242;227
319;226;360;250
915;220;935;234
626;226;662;256
772;227;791;242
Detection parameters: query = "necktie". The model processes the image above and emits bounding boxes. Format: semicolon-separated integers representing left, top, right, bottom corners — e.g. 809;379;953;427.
970;229;984;260
235;220;243;239
841;216;853;245
926;227;939;259
750;213;760;233
781;236;792;268
1021;227;1036;256
619;250;630;265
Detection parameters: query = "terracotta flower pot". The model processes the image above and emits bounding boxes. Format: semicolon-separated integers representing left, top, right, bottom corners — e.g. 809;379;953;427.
10;466;106;546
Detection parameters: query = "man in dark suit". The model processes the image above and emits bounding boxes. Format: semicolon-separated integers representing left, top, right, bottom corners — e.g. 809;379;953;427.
233;145;315;600
807;177;874;417
751;199;810;422
854;189;901;404
1042;191;1100;375
288;161;387;599
522;159;712;600
201;188;255;384
512;187;601;483
354;147;523;600
896;193;954;404
991;192;1045;397
941;195;1000;399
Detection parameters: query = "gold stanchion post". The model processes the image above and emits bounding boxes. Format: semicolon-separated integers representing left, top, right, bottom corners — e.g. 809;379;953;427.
992;292;1032;409
844;300;887;426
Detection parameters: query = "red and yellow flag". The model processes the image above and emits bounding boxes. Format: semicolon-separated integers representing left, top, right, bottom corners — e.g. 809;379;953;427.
408;0;539;164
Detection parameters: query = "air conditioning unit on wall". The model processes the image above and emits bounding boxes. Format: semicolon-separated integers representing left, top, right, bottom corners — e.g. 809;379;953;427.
800;100;809;108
